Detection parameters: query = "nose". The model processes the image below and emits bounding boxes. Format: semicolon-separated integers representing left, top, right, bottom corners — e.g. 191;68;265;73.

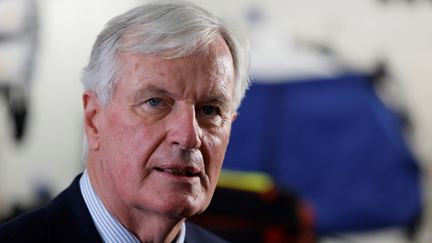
167;105;202;150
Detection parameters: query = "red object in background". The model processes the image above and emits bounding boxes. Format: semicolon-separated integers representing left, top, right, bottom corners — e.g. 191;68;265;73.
191;186;315;243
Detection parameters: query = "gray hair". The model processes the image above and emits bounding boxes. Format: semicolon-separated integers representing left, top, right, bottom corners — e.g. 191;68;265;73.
81;1;250;110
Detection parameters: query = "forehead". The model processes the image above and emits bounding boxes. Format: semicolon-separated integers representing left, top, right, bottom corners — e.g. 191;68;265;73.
115;36;235;102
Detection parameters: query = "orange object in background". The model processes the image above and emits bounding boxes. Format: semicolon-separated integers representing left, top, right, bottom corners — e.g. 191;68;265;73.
191;185;315;243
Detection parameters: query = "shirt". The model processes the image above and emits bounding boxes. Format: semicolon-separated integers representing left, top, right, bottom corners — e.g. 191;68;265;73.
80;170;186;243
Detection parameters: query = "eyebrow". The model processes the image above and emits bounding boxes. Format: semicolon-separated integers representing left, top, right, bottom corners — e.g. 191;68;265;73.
204;90;230;105
132;84;170;101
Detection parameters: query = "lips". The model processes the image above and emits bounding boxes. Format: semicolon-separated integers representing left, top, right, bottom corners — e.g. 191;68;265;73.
154;166;200;177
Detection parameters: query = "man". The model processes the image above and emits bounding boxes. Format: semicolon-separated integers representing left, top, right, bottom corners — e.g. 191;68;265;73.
0;2;249;242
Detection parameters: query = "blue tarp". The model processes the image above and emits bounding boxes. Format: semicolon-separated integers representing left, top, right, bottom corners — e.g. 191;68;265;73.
223;73;422;234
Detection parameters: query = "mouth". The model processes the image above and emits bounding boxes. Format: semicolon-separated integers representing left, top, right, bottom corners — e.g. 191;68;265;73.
154;167;200;177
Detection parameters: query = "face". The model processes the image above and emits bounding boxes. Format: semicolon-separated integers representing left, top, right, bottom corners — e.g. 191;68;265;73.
84;35;236;220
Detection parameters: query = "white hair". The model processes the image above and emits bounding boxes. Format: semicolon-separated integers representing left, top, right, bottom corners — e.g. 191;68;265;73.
81;1;250;109
81;1;250;162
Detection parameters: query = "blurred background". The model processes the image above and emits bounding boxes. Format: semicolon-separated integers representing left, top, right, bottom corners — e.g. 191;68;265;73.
0;0;431;242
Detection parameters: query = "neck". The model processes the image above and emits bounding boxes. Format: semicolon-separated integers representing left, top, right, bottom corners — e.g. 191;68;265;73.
122;212;184;243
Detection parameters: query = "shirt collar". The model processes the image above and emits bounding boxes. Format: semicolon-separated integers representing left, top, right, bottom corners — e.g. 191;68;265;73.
80;170;186;243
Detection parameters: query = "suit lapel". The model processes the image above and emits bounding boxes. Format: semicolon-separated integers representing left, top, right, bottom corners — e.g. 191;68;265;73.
46;174;102;243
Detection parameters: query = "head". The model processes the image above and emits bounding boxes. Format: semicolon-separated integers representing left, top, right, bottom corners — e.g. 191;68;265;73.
82;1;249;109
81;1;250;223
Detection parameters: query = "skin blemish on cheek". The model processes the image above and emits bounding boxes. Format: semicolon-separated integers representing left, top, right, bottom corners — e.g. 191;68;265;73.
133;62;140;71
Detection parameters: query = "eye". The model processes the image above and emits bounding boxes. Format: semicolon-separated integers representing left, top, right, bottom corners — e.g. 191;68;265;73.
201;105;219;116
145;98;163;107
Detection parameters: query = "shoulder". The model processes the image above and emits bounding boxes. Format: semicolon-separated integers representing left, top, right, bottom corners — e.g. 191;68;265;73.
0;207;49;242
185;222;229;243
0;174;101;242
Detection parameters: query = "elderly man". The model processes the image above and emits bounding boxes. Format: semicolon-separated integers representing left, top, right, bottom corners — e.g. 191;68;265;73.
0;2;249;242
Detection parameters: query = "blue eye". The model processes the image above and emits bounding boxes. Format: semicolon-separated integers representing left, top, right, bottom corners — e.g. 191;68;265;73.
146;98;161;107
202;106;217;116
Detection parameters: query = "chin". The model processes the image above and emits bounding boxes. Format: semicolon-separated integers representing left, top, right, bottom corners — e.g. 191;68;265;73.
156;195;210;219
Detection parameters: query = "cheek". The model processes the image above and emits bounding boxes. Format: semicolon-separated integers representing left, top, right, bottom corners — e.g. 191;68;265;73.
101;123;162;198
203;129;231;179
101;112;161;174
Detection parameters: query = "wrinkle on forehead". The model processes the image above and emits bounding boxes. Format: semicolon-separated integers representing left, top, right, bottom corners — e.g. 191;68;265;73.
114;35;235;106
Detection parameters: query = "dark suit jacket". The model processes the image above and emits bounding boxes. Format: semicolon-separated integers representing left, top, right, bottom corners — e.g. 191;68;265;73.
0;174;227;243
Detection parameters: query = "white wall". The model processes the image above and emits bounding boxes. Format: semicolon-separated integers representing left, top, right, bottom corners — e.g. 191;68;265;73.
0;0;140;206
0;0;431;240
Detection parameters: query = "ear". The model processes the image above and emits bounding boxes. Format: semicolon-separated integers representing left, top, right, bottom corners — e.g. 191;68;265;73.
231;112;238;122
83;91;101;151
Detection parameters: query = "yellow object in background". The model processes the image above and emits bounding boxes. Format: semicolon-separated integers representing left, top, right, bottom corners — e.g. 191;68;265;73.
217;169;274;193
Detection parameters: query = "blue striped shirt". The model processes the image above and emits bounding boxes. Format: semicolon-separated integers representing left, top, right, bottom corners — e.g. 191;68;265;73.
79;170;186;243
